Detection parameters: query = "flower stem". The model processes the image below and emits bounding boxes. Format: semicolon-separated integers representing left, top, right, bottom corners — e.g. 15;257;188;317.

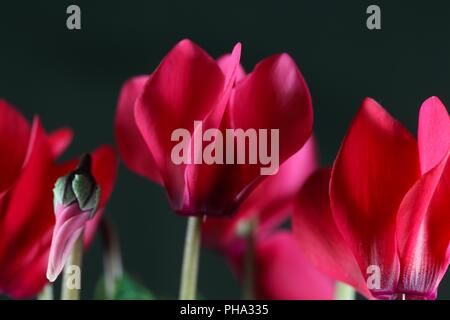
335;281;356;300
61;234;83;300
37;283;54;300
100;217;123;299
179;216;202;300
241;219;257;300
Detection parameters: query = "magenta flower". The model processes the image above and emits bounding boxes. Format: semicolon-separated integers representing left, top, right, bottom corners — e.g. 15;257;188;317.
294;97;450;299
115;39;313;217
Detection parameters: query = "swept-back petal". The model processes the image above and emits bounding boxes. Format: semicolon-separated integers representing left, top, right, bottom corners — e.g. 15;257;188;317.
230;53;313;168
135;39;226;212
115;76;162;184
418;97;450;174
330;98;420;298
293;168;372;298
0;118;56;296
396;151;450;299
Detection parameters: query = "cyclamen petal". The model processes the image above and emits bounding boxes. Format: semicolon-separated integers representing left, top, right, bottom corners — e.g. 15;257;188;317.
115;76;161;184
330;98;420;298
293;168;372;299
46;203;91;282
418;96;450;174
396;98;450;299
135;39;228;213
396;151;450;299
253;232;335;300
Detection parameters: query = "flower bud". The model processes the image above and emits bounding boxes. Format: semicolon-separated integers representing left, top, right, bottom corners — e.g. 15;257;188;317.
46;154;101;282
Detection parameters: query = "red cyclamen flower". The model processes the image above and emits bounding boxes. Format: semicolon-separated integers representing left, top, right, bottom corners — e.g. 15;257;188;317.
0;100;117;298
294;97;450;299
115;39;313;217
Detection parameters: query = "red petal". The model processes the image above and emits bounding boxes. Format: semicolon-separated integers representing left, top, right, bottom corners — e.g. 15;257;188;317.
10;246;51;298
181;43;242;216
135;39;226;211
0;100;31;194
293;168;372;298
229;53;313;209
418;97;450;174
0;118;56;297
115;76;162;184
47;128;73;159
396;150;450;299
229;53;313;164
228;231;335;300
0;231;51;298
330;98;420;297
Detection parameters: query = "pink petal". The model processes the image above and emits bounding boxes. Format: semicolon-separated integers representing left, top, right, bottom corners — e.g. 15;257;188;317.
0;100;31;194
330;98;421;298
396;150;450;299
115;76;162;185
135;39;227;212
228;231;335;300
293;168;372;298
47;203;90;282
217;54;246;83
418;96;450;174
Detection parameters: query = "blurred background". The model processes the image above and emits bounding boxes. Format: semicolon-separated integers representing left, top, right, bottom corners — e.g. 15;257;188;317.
0;0;449;299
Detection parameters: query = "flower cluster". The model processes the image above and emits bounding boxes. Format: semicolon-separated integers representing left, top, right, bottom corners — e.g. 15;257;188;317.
0;39;448;300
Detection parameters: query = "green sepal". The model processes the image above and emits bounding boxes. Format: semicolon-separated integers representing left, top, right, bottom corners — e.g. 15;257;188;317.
53;174;77;212
52;153;101;219
72;173;100;219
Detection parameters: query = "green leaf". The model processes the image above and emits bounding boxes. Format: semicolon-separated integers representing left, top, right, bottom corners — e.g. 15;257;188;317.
95;273;155;300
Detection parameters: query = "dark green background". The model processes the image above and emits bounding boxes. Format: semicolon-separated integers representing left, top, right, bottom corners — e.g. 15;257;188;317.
0;1;449;299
